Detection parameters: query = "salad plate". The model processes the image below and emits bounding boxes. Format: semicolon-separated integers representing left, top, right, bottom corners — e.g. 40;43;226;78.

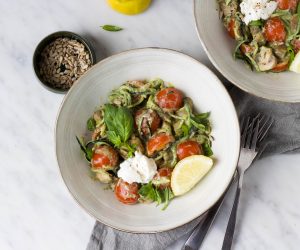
55;48;240;232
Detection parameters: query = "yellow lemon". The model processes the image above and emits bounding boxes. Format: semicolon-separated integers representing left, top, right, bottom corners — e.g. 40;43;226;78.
171;155;213;196
107;0;152;15
289;51;300;73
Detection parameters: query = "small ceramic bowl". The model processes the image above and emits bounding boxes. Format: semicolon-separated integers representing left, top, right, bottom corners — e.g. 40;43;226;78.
33;31;96;94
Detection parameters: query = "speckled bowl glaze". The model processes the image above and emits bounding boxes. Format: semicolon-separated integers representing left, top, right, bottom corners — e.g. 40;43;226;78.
194;0;300;102
55;48;240;233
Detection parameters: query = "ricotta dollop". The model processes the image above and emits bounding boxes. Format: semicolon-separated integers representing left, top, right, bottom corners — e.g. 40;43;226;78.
240;0;278;25
117;152;157;184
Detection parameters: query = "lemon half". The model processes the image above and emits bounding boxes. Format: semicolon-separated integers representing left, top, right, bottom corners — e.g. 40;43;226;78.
289;51;300;73
107;0;152;15
171;155;213;196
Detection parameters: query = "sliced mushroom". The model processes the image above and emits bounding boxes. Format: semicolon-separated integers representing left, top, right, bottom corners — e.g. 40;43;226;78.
269;43;288;60
255;46;277;71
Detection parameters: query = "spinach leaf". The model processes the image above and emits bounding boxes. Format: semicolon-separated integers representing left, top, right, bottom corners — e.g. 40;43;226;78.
87;117;96;131
101;25;123;32
139;183;157;201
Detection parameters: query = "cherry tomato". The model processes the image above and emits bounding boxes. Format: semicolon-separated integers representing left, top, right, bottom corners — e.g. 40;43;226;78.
276;0;298;11
115;179;139;205
135;109;161;136
272;60;289;72
155;88;183;111
293;39;300;53
146;133;174;156
153;167;172;189
91;145;119;169
264;17;286;42
228;19;236;39
176;140;203;160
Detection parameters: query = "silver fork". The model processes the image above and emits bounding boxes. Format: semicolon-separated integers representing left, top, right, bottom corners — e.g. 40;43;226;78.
182;114;273;250
221;114;274;250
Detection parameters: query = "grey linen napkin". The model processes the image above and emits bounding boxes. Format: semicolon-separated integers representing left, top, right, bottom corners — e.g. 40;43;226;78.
87;86;300;250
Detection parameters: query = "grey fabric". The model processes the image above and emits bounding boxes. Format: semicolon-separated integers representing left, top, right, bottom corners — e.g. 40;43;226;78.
87;86;300;250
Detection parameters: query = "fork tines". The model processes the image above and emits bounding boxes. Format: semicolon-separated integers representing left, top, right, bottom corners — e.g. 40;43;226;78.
240;114;274;150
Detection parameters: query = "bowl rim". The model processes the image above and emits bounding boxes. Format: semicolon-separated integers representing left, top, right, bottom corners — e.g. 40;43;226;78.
33;30;97;94
193;0;300;103
55;47;240;233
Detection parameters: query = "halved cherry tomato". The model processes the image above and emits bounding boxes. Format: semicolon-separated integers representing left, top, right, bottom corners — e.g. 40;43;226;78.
155;88;183;111
293;39;300;53
153;167;172;189
176;140;203;160
264;17;286;42
135;109;161;136
147;133;174;156
91;145;119;169
240;44;253;54
276;0;298;11
228;19;236;39
272;61;289;72
115;179;139;205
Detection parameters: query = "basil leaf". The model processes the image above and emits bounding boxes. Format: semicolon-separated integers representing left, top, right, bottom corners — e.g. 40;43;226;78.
203;143;213;157
181;124;189;137
248;20;263;26
87;117;96;131
106;131;122;147
139;183;157;201
101;25;123;32
104;104;133;147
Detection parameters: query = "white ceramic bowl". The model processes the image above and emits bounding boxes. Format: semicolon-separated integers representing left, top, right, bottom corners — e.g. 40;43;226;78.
194;0;300;102
55;48;240;233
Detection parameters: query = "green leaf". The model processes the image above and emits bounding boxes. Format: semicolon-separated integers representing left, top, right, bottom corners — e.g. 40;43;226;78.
87;117;96;131
203;143;213;157
139;183;157;201
101;25;123;32
248;20;263;26
106;131;122;147
104;104;134;147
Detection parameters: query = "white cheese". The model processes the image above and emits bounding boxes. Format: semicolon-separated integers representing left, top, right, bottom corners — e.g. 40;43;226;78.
240;0;278;25
117;152;157;184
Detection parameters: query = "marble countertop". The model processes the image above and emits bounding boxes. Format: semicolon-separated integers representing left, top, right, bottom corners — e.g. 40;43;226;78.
1;0;299;249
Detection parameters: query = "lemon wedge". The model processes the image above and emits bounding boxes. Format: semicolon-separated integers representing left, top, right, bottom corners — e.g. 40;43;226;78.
171;155;213;196
107;0;152;15
289;51;300;73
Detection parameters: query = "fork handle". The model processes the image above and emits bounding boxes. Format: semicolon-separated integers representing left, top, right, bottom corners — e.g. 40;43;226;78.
221;173;244;250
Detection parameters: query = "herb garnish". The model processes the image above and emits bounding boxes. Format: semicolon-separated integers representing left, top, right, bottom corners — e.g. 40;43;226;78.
101;25;123;32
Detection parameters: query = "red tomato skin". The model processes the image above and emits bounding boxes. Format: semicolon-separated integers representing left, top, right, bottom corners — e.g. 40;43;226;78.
92;145;119;169
228;19;236;39
146;133;174;156
115;179;139;205
264;17;286;42
272;61;289;72
276;0;298;11
155;88;183;111
176;141;203;160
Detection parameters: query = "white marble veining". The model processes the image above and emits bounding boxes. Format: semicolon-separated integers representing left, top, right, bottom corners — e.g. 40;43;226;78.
0;0;299;249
